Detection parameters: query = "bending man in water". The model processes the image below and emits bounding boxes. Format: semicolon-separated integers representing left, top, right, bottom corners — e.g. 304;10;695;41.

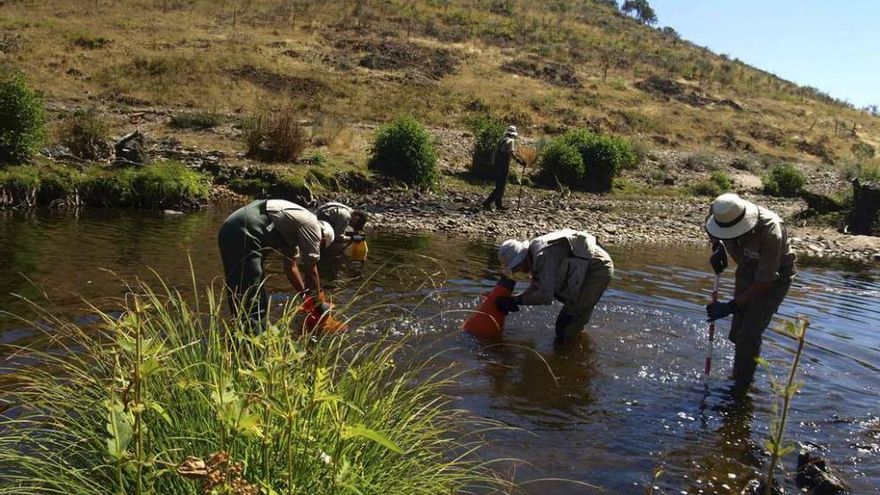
218;199;335;327
704;193;797;396
494;229;614;344
315;201;368;247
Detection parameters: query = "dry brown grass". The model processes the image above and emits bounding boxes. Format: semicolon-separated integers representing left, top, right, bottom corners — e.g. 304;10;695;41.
2;0;878;169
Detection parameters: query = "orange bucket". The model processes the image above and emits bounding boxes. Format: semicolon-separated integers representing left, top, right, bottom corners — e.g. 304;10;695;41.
302;294;349;334
462;277;515;340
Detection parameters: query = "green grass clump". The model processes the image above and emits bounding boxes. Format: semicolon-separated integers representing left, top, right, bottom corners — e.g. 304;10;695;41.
124;160;211;208
539;129;636;192
763;163;806;197
59;107;112;160
467;114;507;180
689;170;733;197
0;280;501;495
368;116;438;188
0;71;46;164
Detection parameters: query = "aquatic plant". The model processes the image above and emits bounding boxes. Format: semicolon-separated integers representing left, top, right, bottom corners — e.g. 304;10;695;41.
759;317;810;494
0;278;502;495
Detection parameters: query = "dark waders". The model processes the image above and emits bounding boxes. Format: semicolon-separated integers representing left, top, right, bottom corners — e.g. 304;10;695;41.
729;266;794;393
218;200;273;329
482;161;510;209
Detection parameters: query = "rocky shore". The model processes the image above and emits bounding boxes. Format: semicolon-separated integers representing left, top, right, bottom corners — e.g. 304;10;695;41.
326;187;880;264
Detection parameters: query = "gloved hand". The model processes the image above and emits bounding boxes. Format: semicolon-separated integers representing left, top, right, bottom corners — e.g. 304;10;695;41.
709;243;728;275
495;296;520;314
706;300;738;321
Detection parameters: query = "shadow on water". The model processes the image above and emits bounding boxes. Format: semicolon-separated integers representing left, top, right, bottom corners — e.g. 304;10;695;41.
1;207;879;493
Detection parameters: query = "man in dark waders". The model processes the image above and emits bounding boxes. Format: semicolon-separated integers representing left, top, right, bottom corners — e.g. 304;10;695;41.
482;125;526;211
218;199;335;329
704;193;797;397
493;229;614;344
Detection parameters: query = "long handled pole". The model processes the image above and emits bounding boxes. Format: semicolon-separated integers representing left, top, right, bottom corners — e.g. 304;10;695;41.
516;159;528;210
704;274;721;376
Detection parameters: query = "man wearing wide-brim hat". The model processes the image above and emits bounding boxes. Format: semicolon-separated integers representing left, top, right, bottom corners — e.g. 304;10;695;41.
481;125;526;211
705;193;797;395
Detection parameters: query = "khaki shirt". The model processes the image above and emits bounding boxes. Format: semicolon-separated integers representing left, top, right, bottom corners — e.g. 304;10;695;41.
316;202;352;239
520;232;605;305
722;206;796;282
265;200;322;266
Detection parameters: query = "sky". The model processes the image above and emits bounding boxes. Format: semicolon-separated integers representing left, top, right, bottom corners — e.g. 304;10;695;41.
648;0;880;108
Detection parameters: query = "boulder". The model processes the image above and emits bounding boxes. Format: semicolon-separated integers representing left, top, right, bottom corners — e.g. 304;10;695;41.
796;450;850;494
114;130;149;167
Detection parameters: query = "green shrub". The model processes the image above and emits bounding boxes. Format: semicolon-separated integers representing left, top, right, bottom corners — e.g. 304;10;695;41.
245;107;306;163
763;163;806;197
169;110;222;130
689;170;733;197
561;130;635;192
368;116;438;188
0;72;46;164
539;139;583;185
58;107;112;160
0;281;501;495
710;170;733;191
467;114;506;180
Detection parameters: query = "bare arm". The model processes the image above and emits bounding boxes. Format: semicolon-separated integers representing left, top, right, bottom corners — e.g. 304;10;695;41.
304;262;321;296
283;258;306;294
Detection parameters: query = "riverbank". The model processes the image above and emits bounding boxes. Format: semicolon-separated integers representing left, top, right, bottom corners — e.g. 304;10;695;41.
328;185;880;264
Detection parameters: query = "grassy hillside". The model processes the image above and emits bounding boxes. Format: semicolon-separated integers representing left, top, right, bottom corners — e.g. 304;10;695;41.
2;0;879;166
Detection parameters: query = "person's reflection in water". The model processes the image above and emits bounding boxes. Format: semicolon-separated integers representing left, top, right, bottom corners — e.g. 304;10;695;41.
478;333;599;424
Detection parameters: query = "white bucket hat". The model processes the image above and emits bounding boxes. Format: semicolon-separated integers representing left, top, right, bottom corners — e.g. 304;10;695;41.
498;239;529;272
319;220;335;247
505;125;518;138
705;193;759;239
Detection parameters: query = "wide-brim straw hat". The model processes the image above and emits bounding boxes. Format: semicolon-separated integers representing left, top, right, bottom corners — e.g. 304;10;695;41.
498;239;529;271
705;193;759;239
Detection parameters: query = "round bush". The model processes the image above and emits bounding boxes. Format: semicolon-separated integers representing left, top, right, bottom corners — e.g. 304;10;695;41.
539;139;584;186
368;116;438;188
763;163;806;197
0;72;46;164
468;114;506;180
551;130;635;192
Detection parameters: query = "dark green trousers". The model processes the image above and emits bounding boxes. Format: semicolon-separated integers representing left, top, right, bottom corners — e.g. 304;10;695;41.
218;201;271;326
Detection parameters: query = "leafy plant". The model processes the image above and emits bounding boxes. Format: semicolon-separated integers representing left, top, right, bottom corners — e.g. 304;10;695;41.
759;318;809;495
368;116;438;188
539;139;583;186
558;129;636;192
0;71;46;164
0;278;501;494
59;107;112;160
763;163;806;197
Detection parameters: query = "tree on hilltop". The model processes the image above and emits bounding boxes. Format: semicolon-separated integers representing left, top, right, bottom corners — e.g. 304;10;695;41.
621;0;658;25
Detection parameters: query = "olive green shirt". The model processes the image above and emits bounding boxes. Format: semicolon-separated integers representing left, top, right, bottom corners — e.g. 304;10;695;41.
721;206;796;282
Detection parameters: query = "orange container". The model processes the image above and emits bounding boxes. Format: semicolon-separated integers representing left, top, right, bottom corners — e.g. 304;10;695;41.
462;277;516;340
302;294;349;334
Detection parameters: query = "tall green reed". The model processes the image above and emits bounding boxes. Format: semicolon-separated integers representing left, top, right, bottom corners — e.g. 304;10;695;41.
0;277;505;495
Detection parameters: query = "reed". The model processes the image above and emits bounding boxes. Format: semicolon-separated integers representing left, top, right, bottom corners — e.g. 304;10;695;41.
0;277;504;495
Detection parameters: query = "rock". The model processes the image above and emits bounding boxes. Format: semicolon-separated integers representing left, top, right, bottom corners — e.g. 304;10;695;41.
163;209;185;216
796;450;850;494
114;130;149;167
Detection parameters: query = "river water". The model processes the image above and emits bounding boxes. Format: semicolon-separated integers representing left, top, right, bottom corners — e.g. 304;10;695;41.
0;207;878;493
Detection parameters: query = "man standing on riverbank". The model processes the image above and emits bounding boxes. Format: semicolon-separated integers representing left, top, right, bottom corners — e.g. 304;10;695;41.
315;201;368;245
704;193;797;396
218;199;335;328
481;125;526;211
494;229;614;344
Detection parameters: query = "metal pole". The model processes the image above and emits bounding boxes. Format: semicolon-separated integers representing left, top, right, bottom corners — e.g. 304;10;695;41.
704;274;721;375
